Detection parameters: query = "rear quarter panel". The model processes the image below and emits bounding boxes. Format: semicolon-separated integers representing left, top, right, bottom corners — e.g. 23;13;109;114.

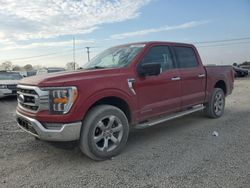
205;66;234;102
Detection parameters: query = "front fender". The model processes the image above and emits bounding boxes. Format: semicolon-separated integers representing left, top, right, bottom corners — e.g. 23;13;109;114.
73;88;137;123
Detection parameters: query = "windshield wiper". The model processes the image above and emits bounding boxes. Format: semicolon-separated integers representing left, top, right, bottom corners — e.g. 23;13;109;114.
85;66;107;70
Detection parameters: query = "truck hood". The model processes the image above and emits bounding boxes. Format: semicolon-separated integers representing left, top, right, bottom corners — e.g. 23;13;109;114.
18;68;123;87
0;80;20;85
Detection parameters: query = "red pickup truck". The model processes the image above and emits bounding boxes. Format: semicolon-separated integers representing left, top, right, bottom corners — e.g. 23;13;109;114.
16;41;234;160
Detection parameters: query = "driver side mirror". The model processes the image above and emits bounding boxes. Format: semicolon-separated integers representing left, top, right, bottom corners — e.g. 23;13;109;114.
138;63;161;77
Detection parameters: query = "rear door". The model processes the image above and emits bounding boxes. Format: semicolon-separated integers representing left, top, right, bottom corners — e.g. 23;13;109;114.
173;46;206;108
135;45;181;121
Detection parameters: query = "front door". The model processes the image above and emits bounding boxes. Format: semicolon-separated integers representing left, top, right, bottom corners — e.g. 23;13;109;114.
134;45;182;121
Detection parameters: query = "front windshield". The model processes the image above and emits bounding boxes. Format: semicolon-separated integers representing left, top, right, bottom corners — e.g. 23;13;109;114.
83;44;145;69
0;72;22;80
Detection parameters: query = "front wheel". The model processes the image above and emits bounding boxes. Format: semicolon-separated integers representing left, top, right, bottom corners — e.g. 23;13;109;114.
79;105;129;160
204;88;225;118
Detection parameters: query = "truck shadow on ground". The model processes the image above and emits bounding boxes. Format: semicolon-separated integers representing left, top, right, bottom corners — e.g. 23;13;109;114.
46;140;79;150
22;108;240;163
42;111;210;160
0;96;17;102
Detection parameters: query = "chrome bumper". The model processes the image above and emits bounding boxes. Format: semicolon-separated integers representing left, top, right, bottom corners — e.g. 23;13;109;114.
16;111;82;141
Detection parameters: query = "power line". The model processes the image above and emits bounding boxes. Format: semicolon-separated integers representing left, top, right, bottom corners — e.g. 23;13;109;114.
9;49;73;61
3;37;250;62
12;47;99;63
11;51;74;64
197;41;250;48
12;48;84;62
8;46;100;63
18;41;249;63
194;37;250;44
10;49;84;64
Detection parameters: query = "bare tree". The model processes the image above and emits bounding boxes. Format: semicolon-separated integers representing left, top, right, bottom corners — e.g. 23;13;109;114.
1;61;12;70
12;65;22;71
23;64;33;71
66;62;78;70
241;61;250;66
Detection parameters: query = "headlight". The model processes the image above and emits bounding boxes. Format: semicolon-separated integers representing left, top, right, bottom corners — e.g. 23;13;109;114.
48;86;78;114
0;85;7;89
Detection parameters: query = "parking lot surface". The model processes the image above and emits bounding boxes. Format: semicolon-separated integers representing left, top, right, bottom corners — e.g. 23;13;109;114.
0;78;250;188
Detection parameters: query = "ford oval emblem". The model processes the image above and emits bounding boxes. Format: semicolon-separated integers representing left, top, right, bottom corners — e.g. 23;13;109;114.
18;94;25;103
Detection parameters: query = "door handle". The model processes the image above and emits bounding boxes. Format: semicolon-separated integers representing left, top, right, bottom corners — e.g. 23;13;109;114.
171;76;181;81
198;74;205;78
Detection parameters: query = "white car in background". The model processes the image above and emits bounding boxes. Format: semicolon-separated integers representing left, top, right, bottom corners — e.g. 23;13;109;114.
0;71;23;98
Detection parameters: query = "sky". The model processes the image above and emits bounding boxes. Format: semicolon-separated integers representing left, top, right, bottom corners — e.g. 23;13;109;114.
0;0;249;67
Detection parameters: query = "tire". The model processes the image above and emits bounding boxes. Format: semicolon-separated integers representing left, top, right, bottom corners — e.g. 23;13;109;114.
204;88;225;118
79;105;129;161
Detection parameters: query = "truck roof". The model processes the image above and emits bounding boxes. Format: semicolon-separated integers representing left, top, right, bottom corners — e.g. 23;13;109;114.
115;41;194;48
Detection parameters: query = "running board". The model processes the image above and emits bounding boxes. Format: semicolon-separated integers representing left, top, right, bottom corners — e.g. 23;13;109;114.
135;104;205;129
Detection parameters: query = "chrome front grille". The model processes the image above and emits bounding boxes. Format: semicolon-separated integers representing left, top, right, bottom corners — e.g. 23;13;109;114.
17;85;49;113
19;88;37;95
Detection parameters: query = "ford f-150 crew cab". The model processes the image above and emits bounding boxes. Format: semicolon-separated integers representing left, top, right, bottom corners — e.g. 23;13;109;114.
16;41;234;160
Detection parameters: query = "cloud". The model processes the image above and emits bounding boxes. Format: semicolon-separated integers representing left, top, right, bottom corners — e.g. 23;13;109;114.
110;21;210;39
0;0;150;43
0;31;5;38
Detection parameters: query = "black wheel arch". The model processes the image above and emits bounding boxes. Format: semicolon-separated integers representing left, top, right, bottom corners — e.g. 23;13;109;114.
214;80;227;95
85;96;132;124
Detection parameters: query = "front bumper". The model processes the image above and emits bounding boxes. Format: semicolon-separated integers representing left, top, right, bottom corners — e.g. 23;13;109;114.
0;89;17;98
16;111;82;141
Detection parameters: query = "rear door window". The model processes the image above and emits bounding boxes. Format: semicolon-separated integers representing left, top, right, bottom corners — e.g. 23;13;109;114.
174;47;198;68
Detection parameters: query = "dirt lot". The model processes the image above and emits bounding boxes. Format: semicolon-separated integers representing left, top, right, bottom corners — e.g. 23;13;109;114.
0;78;250;188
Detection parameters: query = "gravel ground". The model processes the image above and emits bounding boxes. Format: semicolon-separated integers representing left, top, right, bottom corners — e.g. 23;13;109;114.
0;78;250;188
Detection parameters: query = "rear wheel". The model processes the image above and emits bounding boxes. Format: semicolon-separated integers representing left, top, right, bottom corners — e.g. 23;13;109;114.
204;88;225;118
80;105;129;160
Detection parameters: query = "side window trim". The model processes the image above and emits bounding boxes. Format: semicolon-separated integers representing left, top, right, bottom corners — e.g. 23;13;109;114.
169;46;178;69
166;46;177;69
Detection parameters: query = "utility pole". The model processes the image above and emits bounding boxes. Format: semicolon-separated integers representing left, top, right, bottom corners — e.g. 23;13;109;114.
86;47;90;62
73;37;76;70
